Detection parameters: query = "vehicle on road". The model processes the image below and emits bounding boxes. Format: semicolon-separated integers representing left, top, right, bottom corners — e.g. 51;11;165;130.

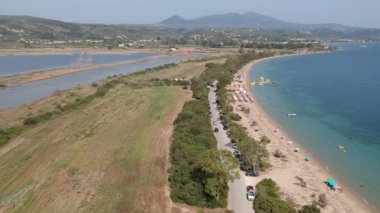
214;128;219;133
247;189;255;201
232;144;238;149
247;185;254;192
233;150;241;157
213;121;217;125
240;162;253;171
245;169;260;177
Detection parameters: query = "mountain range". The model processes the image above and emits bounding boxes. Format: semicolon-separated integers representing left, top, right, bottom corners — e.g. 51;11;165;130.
158;11;356;30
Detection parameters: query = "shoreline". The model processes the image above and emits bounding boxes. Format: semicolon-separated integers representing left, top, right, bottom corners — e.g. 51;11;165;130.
236;54;373;212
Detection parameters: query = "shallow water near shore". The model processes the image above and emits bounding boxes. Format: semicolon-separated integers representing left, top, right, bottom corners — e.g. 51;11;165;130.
250;43;380;209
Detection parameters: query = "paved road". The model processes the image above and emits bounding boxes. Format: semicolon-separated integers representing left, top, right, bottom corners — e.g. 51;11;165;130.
208;84;254;213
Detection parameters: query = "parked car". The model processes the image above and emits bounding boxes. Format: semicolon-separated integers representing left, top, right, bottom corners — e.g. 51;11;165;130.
213;121;217;125
232;144;238;149
245;169;260;177
247;189;255;201
214;128;219;133
246;185;254;192
233;150;241;157
240;162;253;171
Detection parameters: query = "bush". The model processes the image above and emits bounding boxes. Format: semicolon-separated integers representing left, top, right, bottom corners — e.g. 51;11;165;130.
315;194;327;208
260;135;271;144
23;117;40;126
94;87;107;97
0;127;25;146
230;113;242;121
295;176;307;188
298;204;320;213
273;150;282;158
254;179;295;213
183;85;188;90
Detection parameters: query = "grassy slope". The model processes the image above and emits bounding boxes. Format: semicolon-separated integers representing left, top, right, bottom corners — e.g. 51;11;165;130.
0;85;186;212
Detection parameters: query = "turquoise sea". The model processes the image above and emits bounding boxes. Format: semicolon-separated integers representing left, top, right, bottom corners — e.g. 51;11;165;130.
250;43;380;209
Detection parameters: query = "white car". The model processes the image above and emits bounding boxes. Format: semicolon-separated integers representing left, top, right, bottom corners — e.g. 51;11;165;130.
246;186;255;201
213;121;217;125
247;190;255;201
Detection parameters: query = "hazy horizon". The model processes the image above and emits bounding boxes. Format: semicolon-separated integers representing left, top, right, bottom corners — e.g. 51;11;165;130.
1;0;379;28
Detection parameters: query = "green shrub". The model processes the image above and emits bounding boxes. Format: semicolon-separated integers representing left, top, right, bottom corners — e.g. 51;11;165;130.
260;135;271;144
298;204;320;213
94;87;107;97
23;117;40;126
254;179;296;213
0;127;26;146
230;113;242;121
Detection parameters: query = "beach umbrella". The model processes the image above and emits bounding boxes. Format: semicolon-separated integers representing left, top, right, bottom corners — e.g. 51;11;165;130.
327;178;337;189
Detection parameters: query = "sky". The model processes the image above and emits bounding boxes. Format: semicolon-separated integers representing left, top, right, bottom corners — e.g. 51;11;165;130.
1;0;379;28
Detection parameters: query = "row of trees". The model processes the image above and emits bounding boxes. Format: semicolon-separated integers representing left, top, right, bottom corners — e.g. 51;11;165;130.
169;99;235;207
169;51;274;208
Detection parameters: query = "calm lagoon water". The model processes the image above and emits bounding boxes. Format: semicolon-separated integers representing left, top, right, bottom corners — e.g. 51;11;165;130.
0;53;153;76
250;43;380;209
0;55;182;109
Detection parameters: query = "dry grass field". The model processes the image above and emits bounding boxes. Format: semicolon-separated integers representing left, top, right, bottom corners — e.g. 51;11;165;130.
0;58;228;212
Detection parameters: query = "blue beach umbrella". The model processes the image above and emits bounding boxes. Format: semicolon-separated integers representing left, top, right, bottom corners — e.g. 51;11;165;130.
327;178;337;189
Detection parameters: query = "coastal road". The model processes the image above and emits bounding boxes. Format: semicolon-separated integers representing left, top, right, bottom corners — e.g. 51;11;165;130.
208;83;254;213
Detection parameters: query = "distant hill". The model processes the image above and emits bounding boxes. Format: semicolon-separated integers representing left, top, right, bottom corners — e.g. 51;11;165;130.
1;15;379;45
0;15;183;42
158;11;355;30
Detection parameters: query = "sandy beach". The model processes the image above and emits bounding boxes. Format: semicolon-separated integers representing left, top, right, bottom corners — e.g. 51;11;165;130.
232;57;374;212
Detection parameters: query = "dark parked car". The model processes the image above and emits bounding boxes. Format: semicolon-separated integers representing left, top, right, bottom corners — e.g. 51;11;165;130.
214;128;219;133
245;169;260;177
233;150;241;158
240;162;253;171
